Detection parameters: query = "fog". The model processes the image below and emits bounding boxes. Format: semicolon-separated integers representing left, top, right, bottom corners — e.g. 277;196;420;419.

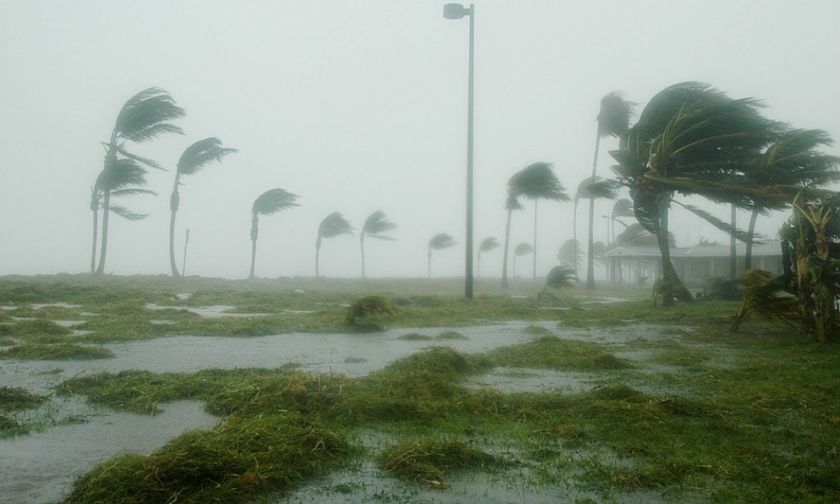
2;0;839;279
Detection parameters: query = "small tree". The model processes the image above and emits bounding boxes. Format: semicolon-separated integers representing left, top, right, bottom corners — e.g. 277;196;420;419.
316;212;354;278
501;194;523;288
513;242;533;278
360;211;397;278
428;233;456;278
249;188;299;278
477;237;500;277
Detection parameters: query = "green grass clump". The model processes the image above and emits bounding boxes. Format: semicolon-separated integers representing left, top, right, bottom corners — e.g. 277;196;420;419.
0;386;48;412
0;319;71;342
0;415;26;437
524;325;553;336
65;413;350;504
344;295;396;332
0;337;15;346
435;330;467;340
378;439;502;486
484;336;631;371
0;343;113;360
397;332;433;341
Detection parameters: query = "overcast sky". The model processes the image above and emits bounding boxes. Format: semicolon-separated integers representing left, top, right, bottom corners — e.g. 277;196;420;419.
2;0;839;279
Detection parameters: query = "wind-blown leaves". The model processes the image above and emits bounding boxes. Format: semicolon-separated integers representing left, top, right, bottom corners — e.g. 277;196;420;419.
109;206;147;221
429;233;456;251
673;202;761;244
362;211;397;240
177;138;238;176
318;212;354;239
252;189;299;217
508;162;570;201
479;237;500;253
597;91;634;138
114;87;186;145
514;242;533;256
615;223;671;247
116;147;164;171
545;266;577;288
611;198;634;224
576;176;620;200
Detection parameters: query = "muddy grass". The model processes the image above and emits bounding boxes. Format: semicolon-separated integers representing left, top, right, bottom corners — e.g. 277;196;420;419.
0;276;839;503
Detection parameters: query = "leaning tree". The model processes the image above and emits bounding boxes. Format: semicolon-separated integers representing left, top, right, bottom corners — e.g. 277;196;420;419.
428;233;456;278
315;212;354;278
501;193;523;288
477;236;500;278
168;138;237;277
92;87;185;274
575;176;620;288
249;188;299;278
513;242;533;278
360;211;397;278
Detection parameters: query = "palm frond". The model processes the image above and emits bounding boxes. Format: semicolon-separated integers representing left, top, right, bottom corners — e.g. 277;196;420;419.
514;242;533;256
116;147;164;170
479;237;500;253
508;162;570;201
252;188;299;217
611;198;634;220
109;205;147;221
362;211;397;239
505;193;523;211
557;239;581;267
615;223;672;247
673;201;760;244
114;87;186;144
318;212;354;239
95;158;149;191
429;233;456;250
597;91;634;138
111;188;157;198
177;137;238;176
545;266;577;288
576;176;620;200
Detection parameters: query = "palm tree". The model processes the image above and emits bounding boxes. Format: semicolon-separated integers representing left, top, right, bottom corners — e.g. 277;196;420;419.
428;233;456;278
586;92;633;288
477;237;500;278
168;138;237;277
360;211;397;279
93;87;185;275
249;188;299;278
316;212;354;278
501;193;523;288
575;176;620;288
513;242;533;277
507;162;570;281
557;239;581;271
611;82;775;303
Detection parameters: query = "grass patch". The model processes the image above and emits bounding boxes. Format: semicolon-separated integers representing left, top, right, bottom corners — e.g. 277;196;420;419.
378;439;503;486
484;336;631;371
0;386;48;412
0;343;113;360
397;332;433;341
0;318;71;343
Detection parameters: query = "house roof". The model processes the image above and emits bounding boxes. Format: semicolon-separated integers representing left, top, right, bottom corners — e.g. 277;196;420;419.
602;240;782;259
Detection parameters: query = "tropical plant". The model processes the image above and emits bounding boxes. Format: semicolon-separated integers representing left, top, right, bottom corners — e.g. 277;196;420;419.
92;87;185;275
501;193;523;288
315;212;354;278
345;295;396;332
428;233;456;278
513;242;533;277
477;237;500;277
575;176;620;288
508;162;570;281
539;265;577;301
360;211;397;279
557;239;581;270
168;138;237;277
249;188;299;278
611;81;775;303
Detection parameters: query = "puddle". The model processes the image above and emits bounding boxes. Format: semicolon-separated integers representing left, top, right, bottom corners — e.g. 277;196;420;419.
145;303;268;318
150;319;176;325
175;293;192;301
578;296;629;305
53;320;85;328
31;303;81;310
0;305;17;311
466;367;598;394
0;400;218;504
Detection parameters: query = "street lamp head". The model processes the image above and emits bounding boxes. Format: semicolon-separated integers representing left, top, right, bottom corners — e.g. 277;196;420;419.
443;3;470;19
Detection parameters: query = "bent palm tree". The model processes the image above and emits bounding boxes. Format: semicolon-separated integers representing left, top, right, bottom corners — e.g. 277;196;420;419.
249;188;299;278
513;242;533;278
501;193;523;288
508;162;570;280
428;233;456;278
477;237;500;278
169;138;237;277
360;211;397;278
93;87;185;275
316;212;354;278
575;176;620;288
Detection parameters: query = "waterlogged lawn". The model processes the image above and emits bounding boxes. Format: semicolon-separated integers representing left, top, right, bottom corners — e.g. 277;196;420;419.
0;276;838;502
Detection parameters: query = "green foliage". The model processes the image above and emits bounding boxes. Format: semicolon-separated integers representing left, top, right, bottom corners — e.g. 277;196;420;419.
514;242;532;256
597;91;635;138
361;211;397;240
479;236;500;253
428;233;456;251
318;212;354;239
176;138;237;176
344;295;396;331
252;188;299;217
508;162;570;202
576;176;620;200
544;266;576;289
0;343;113;360
484;336;630;371
378;439;502;486
0;387;47;412
703;277;743;301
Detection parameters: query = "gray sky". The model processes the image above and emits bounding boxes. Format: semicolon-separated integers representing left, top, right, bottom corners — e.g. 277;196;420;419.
2;0;839;279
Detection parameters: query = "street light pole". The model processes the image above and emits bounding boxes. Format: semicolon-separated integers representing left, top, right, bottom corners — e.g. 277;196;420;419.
444;3;475;300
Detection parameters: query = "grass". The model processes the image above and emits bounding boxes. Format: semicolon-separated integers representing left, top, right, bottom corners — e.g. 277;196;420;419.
0;386;48;438
0;343;113;360
2;276;840;502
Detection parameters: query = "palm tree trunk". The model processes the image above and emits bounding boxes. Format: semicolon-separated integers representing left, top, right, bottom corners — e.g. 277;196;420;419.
656;198;693;304
89;204;99;274
477;252;481;278
315;236;322;278
95;190;111;275
249;216;258;278
729;204;737;279
532;199;538;280
360;235;366;279
586;196;595;290
182;229;189;278
501;208;513;288
168;178;181;278
573;199;578;275
744;208;759;271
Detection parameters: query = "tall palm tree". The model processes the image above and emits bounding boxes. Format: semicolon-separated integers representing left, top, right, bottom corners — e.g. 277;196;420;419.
501;193;523;288
513;242;533;278
93;87;185;275
586;92;633;287
360;211;397;279
168;138;237;277
316;212;354;278
575;176;620;288
507;162;570;281
477;237;500;278
249;188;299;278
428;233;456;278
611;82;775;303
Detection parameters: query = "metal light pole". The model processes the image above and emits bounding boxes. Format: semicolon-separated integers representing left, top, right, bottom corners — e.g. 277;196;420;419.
443;3;475;300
